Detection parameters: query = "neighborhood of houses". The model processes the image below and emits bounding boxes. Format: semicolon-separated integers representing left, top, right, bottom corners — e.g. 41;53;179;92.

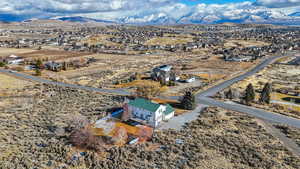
1;23;300;147
0;23;300;60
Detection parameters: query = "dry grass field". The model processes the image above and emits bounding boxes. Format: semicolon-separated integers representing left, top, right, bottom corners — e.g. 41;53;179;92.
0;74;33;91
230;62;300;118
18;49;92;61
2;87;299;169
0;48;37;57
224;40;269;48
145;37;193;46
0;73;35;108
50;48;257;94
82;34;123;47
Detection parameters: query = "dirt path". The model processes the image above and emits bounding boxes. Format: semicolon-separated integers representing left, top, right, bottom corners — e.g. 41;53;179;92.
260;120;300;157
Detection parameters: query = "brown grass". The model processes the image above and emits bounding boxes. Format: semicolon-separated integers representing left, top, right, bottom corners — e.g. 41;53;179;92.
224;40;269;48
144;36;193;46
0;74;33;90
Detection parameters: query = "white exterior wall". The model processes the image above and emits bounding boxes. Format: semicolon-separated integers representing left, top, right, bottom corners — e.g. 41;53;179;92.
154;106;165;126
163;111;175;121
128;105;166;127
8;59;24;65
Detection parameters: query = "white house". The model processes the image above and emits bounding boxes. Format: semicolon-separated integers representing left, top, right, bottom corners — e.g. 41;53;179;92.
124;98;175;128
6;55;24;65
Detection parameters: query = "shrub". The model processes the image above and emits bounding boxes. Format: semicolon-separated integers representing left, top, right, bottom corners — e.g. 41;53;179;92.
35;69;42;76
0;62;6;67
70;127;104;151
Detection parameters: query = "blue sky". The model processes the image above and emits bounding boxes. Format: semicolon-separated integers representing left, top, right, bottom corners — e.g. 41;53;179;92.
0;0;299;23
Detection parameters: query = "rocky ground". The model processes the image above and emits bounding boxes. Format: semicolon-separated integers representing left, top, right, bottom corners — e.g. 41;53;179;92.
1;87;299;169
0;84;123;168
275;125;300;148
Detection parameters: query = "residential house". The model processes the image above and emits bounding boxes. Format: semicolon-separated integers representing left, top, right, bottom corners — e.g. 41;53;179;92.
45;61;62;71
152;65;178;83
6;55;24;65
123;98;175;128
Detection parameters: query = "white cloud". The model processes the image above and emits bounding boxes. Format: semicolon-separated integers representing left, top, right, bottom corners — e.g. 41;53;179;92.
0;0;178;16
0;0;298;23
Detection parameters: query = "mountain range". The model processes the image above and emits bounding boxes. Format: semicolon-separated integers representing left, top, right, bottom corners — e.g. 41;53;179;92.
20;10;300;25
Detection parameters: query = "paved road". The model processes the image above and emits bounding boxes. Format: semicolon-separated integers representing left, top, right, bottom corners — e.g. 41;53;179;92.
194;53;300;129
1;52;300;130
159;105;207;130
288;56;300;65
197;54;283;98
0;69;130;96
2;53;300;155
200;99;300;128
162;53;300;130
271;100;300;108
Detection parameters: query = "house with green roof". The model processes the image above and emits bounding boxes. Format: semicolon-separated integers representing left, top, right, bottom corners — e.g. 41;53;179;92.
124;98;175;127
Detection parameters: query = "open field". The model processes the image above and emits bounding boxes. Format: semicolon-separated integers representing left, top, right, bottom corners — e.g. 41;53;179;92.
0;73;35;92
82;34;123;47
1;87;299;169
229;62;300;119
39;49;258;96
224;40;270;48
18;49;92;61
145;35;194;46
0;48;37;57
0;73;36;108
0;84;122;168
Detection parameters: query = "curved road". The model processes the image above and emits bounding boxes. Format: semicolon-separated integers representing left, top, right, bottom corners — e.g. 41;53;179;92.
0;69;130;96
1;52;300;130
197;54;282;98
195;53;300;129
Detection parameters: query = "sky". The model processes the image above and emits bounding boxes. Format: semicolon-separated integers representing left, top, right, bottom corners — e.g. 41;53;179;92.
180;0;255;5
0;0;299;22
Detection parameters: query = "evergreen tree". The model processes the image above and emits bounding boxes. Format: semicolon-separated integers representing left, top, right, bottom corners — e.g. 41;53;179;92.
0;62;6;67
181;91;196;110
225;88;234;99
260;83;272;104
35;69;42;76
36;59;43;69
62;62;68;71
244;83;255;104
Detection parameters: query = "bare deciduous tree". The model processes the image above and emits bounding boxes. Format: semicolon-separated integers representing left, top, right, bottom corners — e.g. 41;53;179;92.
70;127;104;151
136;81;161;99
67;115;89;131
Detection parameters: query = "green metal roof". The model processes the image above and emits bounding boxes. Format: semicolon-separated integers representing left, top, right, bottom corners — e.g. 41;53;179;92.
163;104;175;115
128;98;161;112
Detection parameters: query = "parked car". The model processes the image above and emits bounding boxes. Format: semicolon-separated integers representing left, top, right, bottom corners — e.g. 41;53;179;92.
185;77;196;83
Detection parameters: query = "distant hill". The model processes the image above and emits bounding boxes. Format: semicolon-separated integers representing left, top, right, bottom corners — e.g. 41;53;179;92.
51;16;115;24
4;11;300;26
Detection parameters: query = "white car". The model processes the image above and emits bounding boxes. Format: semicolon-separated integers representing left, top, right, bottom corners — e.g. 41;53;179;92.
186;77;196;83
